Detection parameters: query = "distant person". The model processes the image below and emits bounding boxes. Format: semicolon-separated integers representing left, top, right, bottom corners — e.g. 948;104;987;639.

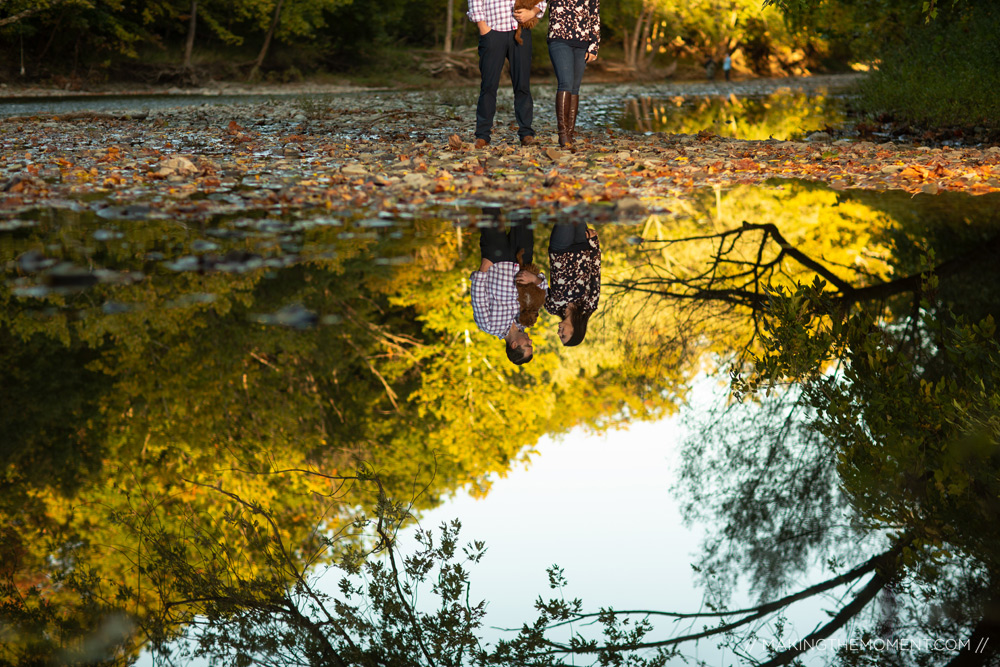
723;53;732;81
471;211;547;365
544;222;600;346
546;0;601;149
468;0;546;148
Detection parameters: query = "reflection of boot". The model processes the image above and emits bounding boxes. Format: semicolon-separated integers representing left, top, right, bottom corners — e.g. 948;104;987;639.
568;93;579;147
556;90;571;149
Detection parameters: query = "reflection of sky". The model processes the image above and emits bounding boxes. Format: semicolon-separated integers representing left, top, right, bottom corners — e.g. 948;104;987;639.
381;377;853;666
134;375;873;666
397;415;703;638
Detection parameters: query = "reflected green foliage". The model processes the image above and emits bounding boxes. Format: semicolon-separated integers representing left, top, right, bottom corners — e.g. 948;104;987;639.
608;184;1000;663
5;183;1000;665
718;194;1000;661
620;90;845;140
0;209;676;662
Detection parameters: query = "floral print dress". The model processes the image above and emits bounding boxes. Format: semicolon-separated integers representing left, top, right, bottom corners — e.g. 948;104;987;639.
544;234;601;318
546;0;601;57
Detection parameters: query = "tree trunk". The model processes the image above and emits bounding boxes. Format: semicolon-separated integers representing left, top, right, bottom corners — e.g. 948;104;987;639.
638;9;653;70
183;0;198;69
757;569;894;667
444;0;454;53
37;9;65;61
249;0;285;81
624;5;646;70
944;590;1000;667
622;26;633;68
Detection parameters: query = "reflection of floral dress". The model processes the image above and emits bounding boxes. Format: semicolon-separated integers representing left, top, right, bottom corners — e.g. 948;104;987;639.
544;235;601;318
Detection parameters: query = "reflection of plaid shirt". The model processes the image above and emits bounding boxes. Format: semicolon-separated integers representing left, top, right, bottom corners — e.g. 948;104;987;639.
471;262;548;338
468;0;547;32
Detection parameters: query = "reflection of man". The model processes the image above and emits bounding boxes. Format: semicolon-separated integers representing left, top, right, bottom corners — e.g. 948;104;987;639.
471;214;547;365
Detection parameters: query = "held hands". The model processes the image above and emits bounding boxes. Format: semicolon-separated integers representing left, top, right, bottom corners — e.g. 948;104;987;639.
513;8;537;22
515;270;541;285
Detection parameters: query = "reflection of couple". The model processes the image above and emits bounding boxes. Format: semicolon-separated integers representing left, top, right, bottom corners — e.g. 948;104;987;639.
471;219;601;365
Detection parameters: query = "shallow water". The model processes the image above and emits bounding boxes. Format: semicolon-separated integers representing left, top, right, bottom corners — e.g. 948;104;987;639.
5;171;999;664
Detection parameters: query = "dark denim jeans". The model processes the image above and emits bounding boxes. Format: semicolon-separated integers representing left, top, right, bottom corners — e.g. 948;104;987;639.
548;40;587;94
549;222;589;253
475;29;534;142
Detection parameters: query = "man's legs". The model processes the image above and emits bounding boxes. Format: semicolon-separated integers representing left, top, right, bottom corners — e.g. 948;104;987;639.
509;29;534;140
480;208;525;263
480;227;512;263
509;212;535;264
476;31;507;143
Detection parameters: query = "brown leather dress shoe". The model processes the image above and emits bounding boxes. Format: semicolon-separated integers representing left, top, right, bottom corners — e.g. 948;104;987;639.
520;135;537;146
474;138;489;149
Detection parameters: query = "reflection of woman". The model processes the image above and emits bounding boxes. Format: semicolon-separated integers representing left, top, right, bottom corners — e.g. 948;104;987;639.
546;0;600;149
544;223;600;346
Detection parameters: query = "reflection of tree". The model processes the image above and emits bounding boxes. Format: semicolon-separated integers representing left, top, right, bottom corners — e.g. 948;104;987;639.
525;538;911;667
676;388;862;600
621;91;844;140
0;214;677;662
609;192;1000;665
606;183;897;368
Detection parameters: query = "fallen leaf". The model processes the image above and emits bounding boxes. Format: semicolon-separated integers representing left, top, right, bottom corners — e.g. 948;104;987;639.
545;147;566;162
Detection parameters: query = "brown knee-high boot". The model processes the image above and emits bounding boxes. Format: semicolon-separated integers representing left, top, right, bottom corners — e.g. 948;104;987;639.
556;90;572;148
568;93;579;146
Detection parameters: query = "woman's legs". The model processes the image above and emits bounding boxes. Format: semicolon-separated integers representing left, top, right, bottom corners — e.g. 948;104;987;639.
568;50;586;144
549;223;589;253
549;42;586;148
549;42;587;146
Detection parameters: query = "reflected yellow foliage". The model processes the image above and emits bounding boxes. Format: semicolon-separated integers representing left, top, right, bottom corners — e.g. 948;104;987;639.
621;90;846;141
603;181;898;373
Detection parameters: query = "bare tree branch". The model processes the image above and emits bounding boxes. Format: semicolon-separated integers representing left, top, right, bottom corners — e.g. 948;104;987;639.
536;536;912;656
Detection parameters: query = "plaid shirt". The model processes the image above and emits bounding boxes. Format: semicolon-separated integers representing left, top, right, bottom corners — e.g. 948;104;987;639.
468;0;547;32
471;261;548;338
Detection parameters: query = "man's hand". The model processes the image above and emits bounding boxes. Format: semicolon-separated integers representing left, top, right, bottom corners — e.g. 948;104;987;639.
513;8;537;22
477;21;491;35
478;258;494;273
515;270;540;285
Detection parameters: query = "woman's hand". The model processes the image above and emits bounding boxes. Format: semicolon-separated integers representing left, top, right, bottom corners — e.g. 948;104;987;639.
585;53;597;64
